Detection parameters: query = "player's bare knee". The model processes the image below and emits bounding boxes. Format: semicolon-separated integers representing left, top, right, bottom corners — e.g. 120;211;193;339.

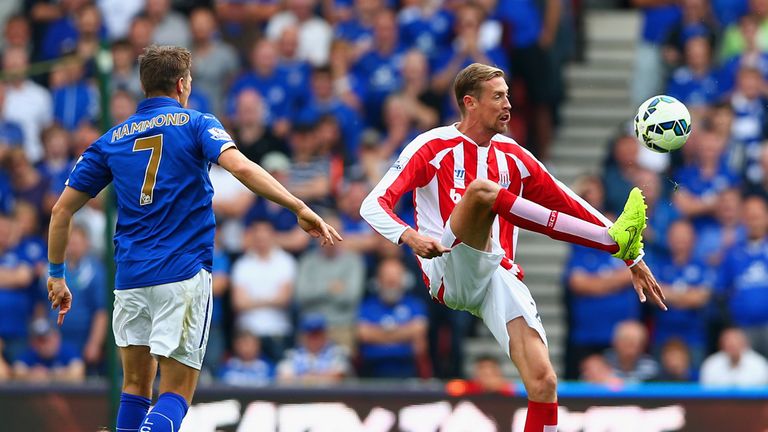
527;370;558;402
122;371;153;396
465;179;500;207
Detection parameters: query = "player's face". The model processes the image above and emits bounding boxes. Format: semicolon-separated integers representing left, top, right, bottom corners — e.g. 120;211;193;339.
477;77;511;134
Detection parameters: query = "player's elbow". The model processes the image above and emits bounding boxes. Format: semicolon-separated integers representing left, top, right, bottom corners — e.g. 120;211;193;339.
359;193;379;225
50;200;74;224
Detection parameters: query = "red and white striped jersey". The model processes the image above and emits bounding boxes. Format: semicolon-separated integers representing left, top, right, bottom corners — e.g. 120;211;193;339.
360;124;613;281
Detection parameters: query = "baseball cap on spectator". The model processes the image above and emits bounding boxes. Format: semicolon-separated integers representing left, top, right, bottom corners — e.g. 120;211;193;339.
30;317;55;337
260;151;290;173
300;314;327;333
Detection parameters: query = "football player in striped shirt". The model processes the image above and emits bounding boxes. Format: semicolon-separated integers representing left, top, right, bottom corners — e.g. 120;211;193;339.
361;63;665;432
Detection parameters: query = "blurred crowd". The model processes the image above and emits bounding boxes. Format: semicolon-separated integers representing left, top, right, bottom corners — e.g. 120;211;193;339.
0;0;580;385
563;0;768;387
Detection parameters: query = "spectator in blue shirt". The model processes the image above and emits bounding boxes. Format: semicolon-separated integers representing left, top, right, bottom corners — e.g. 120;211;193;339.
496;0;561;160
13;318;84;382
717;15;768;96
719;195;768;357
227;39;293;136
51;57;99;131
673;129;740;231
0;81;24;154
630;1;682;105
729;67;767;184
203;234;231;376
14;202;47;280
37;125;74;198
651;220;713;365
53;224;106;372
297;66;363;158
695;188;746;266
602;127;640;215
334;0;378;50
397;0;454;62
41;2;106;60
563;175;640;379
277;314;351;383
275;25;313;112
431;2;509;119
6;148;51;220
666;36;719;110
352;10;405;131
662;0;719;69
634;169;681;258
0;214;36;361
357;258;428;378
219;328;274;386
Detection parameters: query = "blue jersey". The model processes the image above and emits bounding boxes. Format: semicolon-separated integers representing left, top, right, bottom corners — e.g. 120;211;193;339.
719;239;768;327
54;256;107;352
358;294;426;360
67;97;236;289
564;245;640;346
666;67;719;108
652;256;713;348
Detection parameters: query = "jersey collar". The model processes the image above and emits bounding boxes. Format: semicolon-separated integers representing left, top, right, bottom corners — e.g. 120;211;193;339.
137;96;183;113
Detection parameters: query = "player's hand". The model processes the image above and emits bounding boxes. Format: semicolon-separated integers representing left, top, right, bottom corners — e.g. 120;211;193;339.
296;206;343;247
401;229;450;259
629;259;667;311
47;277;73;326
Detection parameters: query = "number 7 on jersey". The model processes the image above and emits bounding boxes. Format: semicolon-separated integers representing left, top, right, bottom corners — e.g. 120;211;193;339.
133;134;163;206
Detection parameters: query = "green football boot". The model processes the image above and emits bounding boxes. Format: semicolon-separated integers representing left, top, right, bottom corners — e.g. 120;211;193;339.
608;187;647;261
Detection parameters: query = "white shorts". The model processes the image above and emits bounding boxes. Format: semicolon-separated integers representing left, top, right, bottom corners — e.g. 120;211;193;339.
113;268;213;370
423;223;547;356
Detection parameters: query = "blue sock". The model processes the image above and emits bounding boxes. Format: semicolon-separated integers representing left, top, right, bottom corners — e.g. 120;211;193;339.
140;392;189;432
116;392;151;432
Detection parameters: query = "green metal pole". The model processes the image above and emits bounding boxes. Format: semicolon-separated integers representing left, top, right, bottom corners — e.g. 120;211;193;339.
94;42;119;430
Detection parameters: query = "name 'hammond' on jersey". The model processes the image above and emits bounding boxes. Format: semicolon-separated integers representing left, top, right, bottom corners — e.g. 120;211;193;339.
111;112;191;142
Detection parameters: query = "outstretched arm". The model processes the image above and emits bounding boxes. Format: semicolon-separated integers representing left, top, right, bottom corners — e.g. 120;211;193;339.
48;187;92;325
218;148;341;246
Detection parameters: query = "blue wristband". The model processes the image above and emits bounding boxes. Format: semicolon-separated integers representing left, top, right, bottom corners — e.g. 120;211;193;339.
49;262;65;278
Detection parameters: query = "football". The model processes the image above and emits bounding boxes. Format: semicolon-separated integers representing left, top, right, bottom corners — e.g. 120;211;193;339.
633;95;692;153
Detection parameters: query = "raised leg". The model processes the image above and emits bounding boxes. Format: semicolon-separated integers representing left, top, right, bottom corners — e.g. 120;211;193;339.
450;179;618;254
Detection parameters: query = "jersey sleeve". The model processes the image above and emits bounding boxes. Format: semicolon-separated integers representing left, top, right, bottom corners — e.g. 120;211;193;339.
197;113;237;164
66;143;113;197
359;137;437;244
514;145;645;267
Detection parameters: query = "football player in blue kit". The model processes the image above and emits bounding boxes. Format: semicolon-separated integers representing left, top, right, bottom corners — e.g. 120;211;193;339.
46;45;341;432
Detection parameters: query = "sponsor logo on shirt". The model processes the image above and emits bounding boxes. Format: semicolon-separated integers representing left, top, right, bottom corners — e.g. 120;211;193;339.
208;127;233;142
391;155;410;171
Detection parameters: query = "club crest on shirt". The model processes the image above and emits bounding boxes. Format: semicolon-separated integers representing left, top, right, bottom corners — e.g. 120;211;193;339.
498;171;510;188
391;155;410;171
208;127;233;142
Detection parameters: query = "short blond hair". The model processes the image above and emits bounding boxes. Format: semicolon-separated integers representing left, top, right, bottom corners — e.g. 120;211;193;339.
453;63;505;116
